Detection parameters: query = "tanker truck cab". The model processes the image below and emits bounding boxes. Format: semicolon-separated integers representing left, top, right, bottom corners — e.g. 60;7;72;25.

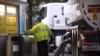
38;2;82;51
39;3;80;30
39;3;67;30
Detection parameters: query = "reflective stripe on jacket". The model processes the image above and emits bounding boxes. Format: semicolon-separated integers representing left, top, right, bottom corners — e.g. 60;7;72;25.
30;22;52;42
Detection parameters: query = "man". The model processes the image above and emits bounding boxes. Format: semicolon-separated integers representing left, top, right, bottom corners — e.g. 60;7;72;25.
29;17;52;56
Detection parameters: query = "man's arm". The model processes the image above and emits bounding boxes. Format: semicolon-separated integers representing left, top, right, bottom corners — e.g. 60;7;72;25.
24;25;37;35
29;25;37;34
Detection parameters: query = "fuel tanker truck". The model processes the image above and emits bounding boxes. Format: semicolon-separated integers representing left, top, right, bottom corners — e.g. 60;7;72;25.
37;0;100;53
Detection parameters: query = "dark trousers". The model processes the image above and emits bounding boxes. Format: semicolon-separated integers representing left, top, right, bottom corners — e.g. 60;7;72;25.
37;40;49;56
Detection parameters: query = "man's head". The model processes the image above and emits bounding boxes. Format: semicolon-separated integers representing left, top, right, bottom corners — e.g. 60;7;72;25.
34;17;42;24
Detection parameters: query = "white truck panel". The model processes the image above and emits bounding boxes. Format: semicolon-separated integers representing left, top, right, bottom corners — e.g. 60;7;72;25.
52;5;66;30
40;3;67;30
64;4;82;24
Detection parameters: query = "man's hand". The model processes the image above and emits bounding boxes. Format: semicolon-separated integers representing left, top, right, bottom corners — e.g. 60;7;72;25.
24;30;31;35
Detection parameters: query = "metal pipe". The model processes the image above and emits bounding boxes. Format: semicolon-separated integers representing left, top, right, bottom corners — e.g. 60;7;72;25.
54;38;71;56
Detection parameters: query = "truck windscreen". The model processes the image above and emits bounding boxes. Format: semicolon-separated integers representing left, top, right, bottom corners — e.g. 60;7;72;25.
39;7;47;19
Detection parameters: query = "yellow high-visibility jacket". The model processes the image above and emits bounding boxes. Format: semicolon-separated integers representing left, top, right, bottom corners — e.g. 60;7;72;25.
30;22;52;42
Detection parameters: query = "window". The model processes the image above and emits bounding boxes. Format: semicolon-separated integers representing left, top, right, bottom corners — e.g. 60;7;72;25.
39;7;47;19
7;6;16;14
0;4;5;15
0;4;17;34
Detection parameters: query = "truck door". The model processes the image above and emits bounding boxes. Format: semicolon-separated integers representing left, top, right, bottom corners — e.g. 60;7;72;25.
52;6;66;30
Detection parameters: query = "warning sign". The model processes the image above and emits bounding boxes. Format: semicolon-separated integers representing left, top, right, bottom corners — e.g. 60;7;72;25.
88;8;100;13
88;5;100;13
92;13;97;20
